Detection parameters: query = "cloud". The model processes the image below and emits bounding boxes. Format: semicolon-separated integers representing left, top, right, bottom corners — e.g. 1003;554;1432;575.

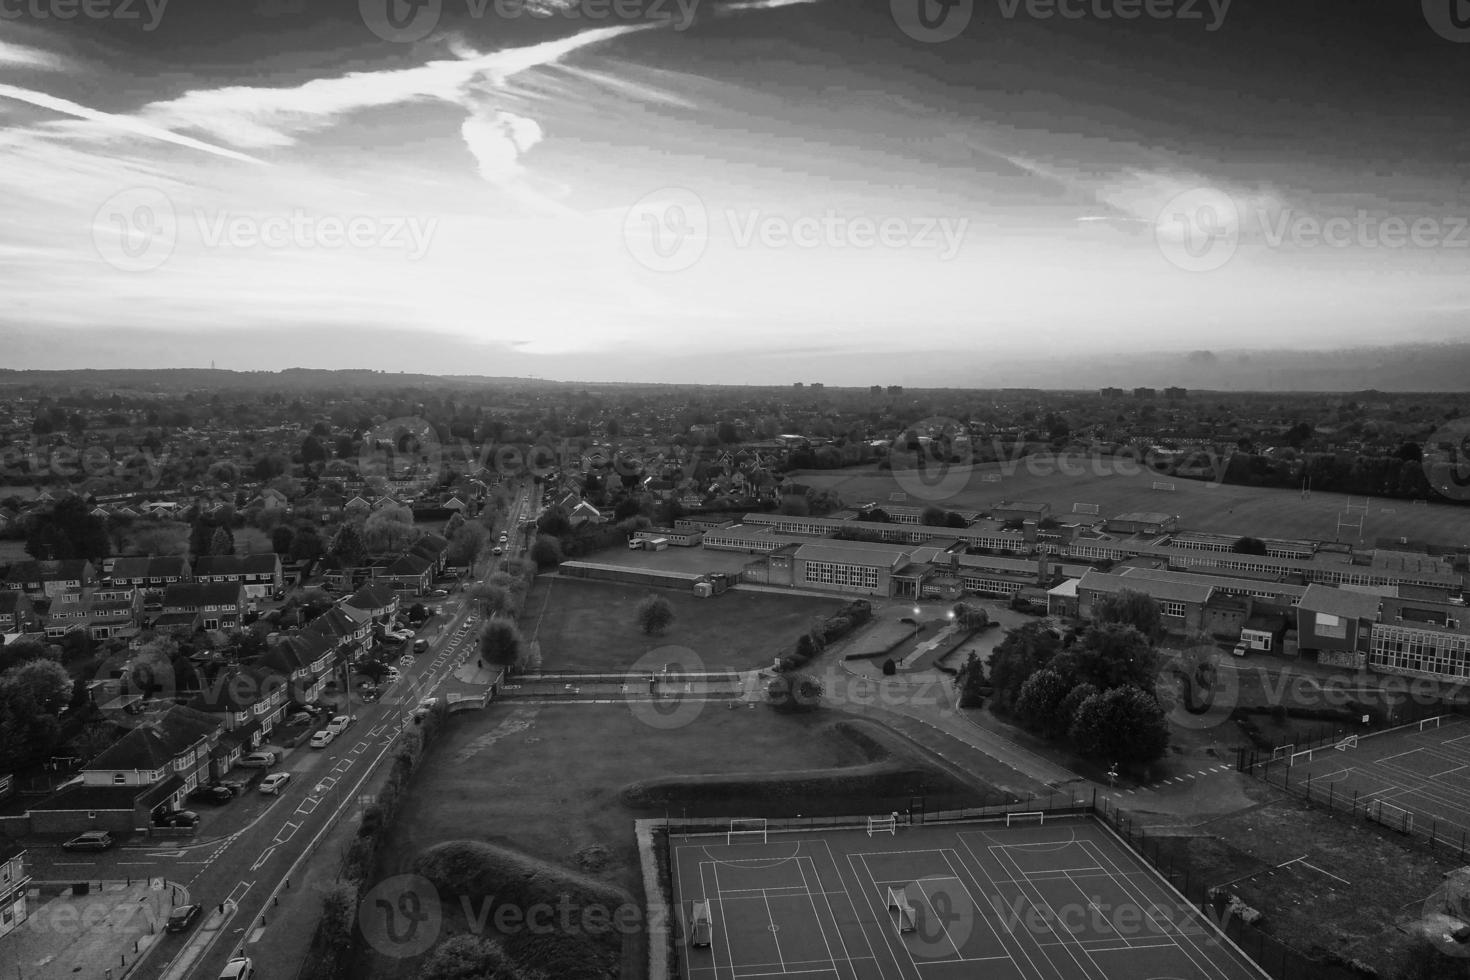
460;108;543;182
0;38;64;70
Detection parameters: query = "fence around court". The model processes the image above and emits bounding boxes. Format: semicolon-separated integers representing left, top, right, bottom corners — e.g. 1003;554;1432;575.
1236;713;1470;863
657;791;1358;980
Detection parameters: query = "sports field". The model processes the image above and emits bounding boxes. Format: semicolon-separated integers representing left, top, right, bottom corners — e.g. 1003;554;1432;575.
793;459;1470;547
670;815;1265;980
1280;715;1470;844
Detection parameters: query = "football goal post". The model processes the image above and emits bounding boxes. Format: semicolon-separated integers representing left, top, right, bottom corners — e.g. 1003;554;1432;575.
887;887;916;933
1005;811;1045;827
1371;800;1414;834
1420;716;1443;732
1152;481;1176;491
1271;744;1295;762
1335;735;1358;751
727;818;768;846
868;813;898;837
1072;502;1101;515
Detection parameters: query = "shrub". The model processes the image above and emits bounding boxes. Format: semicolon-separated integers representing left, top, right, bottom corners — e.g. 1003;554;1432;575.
882;658;897;676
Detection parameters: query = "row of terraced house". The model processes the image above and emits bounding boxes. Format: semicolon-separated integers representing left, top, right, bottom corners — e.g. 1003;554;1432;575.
0;581;403;839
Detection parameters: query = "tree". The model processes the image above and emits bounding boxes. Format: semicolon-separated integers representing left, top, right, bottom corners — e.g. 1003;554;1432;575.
363;505;419;553
271;525;295;555
418;934;520;980
3;659;72;713
356;659;389;684
920;506;947;526
0;659;72;771
987;622;1061;714
530;534;563;570
129;522;190;557
1391;937;1470;980
951;602;988;631
330;523;367;563
1058;682;1099;726
24;497;110;561
1069;686;1170;767
209;525;235;557
882;658;898;677
1050;623;1158;693
289;524;324;562
188;519;214;558
767;672;824;713
636;594;675;636
1092;589;1164;642
1014;669;1074;739
955;652;987;707
479;619;524;668
776;494;810;516
447;523;490;568
1231;536;1268;555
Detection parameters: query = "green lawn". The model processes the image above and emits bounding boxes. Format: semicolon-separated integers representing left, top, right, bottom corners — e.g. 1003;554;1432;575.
522;576;846;672
794;458;1470;547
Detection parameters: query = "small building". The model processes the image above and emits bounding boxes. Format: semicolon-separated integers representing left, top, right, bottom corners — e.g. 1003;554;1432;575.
0;841;29;940
1105;512;1179;536
991;501;1051;524
1294;584;1384;668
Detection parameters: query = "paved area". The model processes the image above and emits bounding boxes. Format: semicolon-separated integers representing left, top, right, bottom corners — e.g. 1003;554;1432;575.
8;880;170;980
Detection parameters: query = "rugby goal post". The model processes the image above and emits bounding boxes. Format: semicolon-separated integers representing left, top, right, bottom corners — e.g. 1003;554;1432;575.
868;813;898;837
1005;811;1045;827
727;818;768;846
887;887;916;933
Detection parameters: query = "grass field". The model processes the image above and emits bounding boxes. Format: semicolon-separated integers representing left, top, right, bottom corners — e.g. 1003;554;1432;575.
523;576;846;672
670;816;1266;980
793;459;1470;548
362;704;948;980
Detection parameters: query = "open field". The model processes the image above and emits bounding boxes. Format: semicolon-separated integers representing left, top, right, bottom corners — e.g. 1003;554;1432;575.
361;703;969;980
524;575;845;672
670;815;1266;980
793;459;1470;547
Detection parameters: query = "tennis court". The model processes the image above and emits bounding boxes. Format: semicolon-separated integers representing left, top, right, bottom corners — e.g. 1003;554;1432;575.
670;814;1267;980
1281;715;1470;840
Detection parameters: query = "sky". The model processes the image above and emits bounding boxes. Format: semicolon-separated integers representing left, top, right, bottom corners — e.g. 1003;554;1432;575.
1;0;1468;385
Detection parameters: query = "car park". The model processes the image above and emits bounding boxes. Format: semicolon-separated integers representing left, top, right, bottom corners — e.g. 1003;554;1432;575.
259;773;291;795
219;956;254;980
153;808;200;828
309;729;335;748
188;785;234;805
62;830;115;851
166;904;203;933
239;751;276;768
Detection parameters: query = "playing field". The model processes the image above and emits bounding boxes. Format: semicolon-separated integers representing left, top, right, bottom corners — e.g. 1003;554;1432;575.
670;815;1265;980
792;460;1470;547
1279;715;1470;845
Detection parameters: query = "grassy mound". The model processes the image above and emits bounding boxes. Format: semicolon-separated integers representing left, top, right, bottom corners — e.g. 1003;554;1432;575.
412;839;636;980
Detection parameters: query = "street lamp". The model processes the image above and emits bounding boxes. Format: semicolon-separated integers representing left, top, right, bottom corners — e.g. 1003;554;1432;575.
913;606;922;646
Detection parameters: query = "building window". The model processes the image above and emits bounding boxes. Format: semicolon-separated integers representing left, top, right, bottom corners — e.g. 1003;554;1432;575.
1159;600;1186;619
112;773;126;784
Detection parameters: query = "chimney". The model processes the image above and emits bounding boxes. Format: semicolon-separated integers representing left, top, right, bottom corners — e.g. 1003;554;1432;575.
1037;550;1051;586
1023;519;1038;544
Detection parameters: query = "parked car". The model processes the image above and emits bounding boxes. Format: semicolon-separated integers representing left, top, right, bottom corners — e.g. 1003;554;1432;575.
239;751;276;768
259;773;291;795
326;715;353;735
166;904;203;933
219;956;254;980
212;778;247;796
492;546;503;556
62;830;115;852
188;785;234;805
309;730;335;749
414;638;429;654
286;711;315;727
153;809;200;828
430;589;449;598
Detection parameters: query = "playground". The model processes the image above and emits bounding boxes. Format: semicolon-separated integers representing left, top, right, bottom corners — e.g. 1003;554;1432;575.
1271;715;1470;846
670;814;1265;980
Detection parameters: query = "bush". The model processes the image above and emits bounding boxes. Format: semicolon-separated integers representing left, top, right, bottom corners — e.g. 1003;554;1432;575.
882;658;897;676
767;673;824;713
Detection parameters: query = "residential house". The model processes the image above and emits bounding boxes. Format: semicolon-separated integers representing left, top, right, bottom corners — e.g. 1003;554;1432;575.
42;584;143;640
2;559;97;599
0;591;35;634
192;553;283;599
342;582;400;626
108;555;191;602
189;664;291;764
0;842;31;939
157;582;247;634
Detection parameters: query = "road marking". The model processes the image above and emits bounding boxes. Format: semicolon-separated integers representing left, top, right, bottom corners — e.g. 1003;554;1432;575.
54;861;95;866
147;849;189;858
119;861;158;866
251;846;277;871
274;822;299;844
352;741;368;754
226;881;252;905
296;797;319;815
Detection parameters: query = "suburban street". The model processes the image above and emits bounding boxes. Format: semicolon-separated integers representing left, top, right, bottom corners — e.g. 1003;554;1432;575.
21;485;533;980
